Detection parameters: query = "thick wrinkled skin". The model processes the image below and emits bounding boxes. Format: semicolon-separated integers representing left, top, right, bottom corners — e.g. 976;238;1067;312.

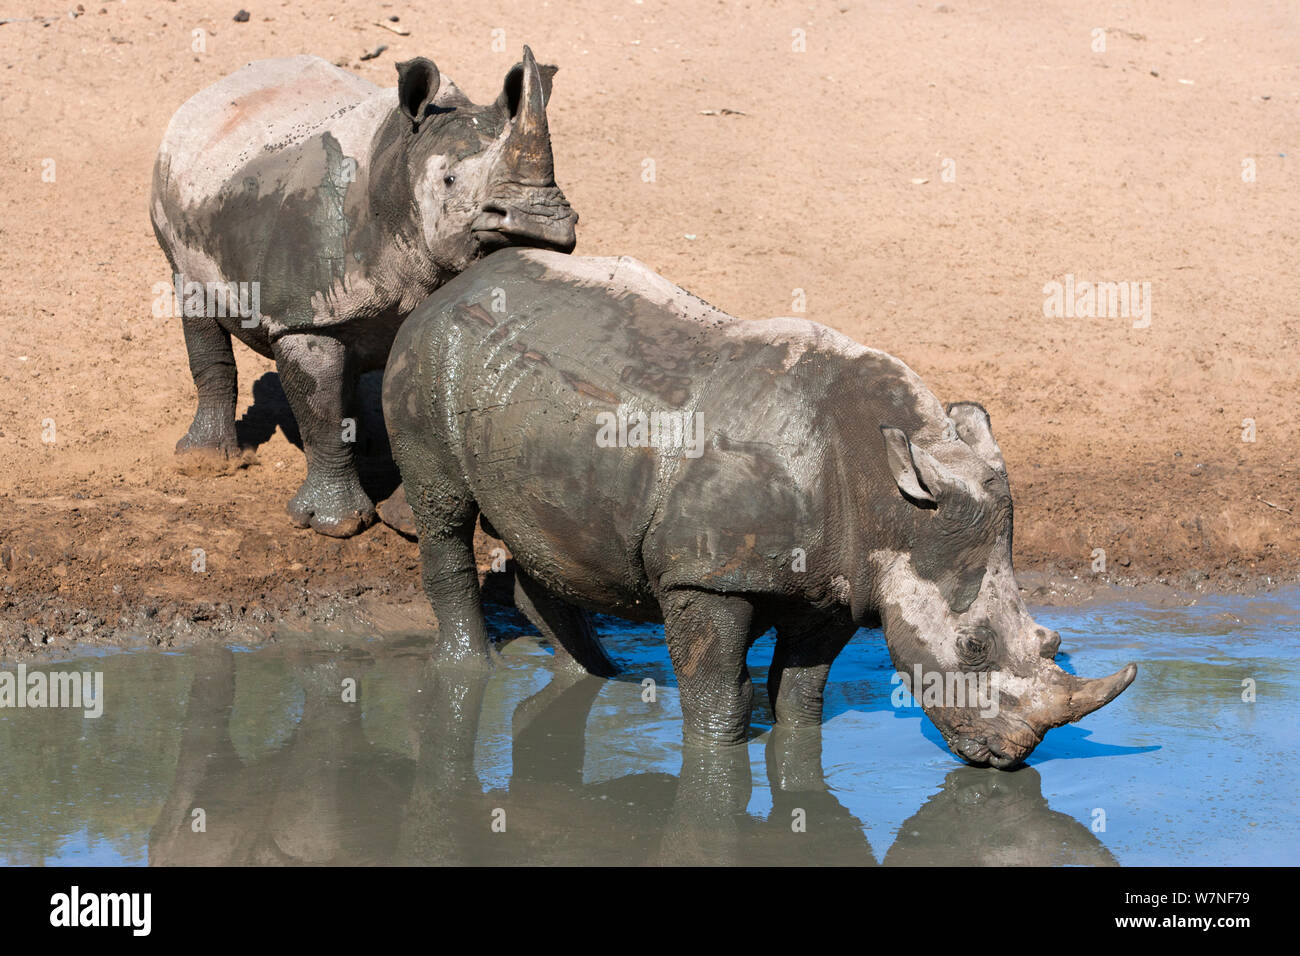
384;249;1136;763
151;50;576;536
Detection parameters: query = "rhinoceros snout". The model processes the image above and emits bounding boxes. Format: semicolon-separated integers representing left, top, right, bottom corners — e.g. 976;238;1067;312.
472;188;577;253
944;660;1138;769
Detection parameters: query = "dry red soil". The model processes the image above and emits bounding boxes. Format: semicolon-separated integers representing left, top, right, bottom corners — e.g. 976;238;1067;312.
1;0;1296;654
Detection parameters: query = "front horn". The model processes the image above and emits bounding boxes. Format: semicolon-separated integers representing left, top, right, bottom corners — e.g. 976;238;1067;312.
1027;661;1138;730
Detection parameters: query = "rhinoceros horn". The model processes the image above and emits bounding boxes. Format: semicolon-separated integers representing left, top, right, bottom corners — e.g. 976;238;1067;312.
1025;660;1138;732
506;46;556;184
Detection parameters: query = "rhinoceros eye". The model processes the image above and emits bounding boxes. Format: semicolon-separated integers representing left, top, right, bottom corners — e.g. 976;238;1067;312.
443;174;456;187
956;625;995;669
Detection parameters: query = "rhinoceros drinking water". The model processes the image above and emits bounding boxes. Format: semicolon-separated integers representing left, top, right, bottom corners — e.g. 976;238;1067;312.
382;249;1137;767
151;49;576;536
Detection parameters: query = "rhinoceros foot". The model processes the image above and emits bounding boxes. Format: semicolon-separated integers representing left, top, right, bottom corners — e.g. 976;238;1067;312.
174;425;252;477
376;484;418;540
287;472;376;538
175;407;240;460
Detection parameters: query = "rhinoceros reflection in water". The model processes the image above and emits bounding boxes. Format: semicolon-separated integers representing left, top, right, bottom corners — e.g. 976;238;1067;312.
883;767;1118;867
148;645;1119;866
146;649;412;866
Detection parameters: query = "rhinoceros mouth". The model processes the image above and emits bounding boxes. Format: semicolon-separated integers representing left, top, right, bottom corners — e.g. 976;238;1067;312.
950;734;1035;769
941;714;1043;769
472;225;574;254
471;228;515;252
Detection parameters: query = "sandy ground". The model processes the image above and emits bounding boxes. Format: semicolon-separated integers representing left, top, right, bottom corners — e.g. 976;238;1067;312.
1;0;1297;655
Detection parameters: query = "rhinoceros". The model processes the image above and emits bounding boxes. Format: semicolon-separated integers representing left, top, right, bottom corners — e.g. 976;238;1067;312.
151;48;577;536
382;249;1137;767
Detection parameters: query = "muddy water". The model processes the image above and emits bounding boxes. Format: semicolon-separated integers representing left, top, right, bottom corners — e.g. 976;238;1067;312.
1;591;1296;866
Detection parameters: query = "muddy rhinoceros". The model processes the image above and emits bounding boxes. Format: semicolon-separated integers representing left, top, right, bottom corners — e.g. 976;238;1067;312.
151;48;577;536
381;249;1137;767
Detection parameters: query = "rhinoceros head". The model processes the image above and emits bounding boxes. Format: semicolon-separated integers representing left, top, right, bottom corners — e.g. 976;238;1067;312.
391;46;577;274
869;402;1136;769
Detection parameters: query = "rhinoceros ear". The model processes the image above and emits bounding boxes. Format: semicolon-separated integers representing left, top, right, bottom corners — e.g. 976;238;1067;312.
881;426;963;508
945;402;1007;475
881;426;941;506
396;57;441;130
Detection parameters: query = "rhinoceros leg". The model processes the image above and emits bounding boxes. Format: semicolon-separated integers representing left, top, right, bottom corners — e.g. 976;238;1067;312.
419;527;494;668
402;483;494;667
660;588;756;745
272;332;376;537
512;570;619;678
175;315;239;457
768;619;857;727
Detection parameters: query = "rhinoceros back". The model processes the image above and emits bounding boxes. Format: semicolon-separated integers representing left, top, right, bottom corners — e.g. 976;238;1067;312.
151;57;394;325
388;249;905;608
154;56;382;210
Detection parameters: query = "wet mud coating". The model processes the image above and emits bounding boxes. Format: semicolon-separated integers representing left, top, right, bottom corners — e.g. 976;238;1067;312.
384;250;1135;765
0;592;1293;866
151;49;577;537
